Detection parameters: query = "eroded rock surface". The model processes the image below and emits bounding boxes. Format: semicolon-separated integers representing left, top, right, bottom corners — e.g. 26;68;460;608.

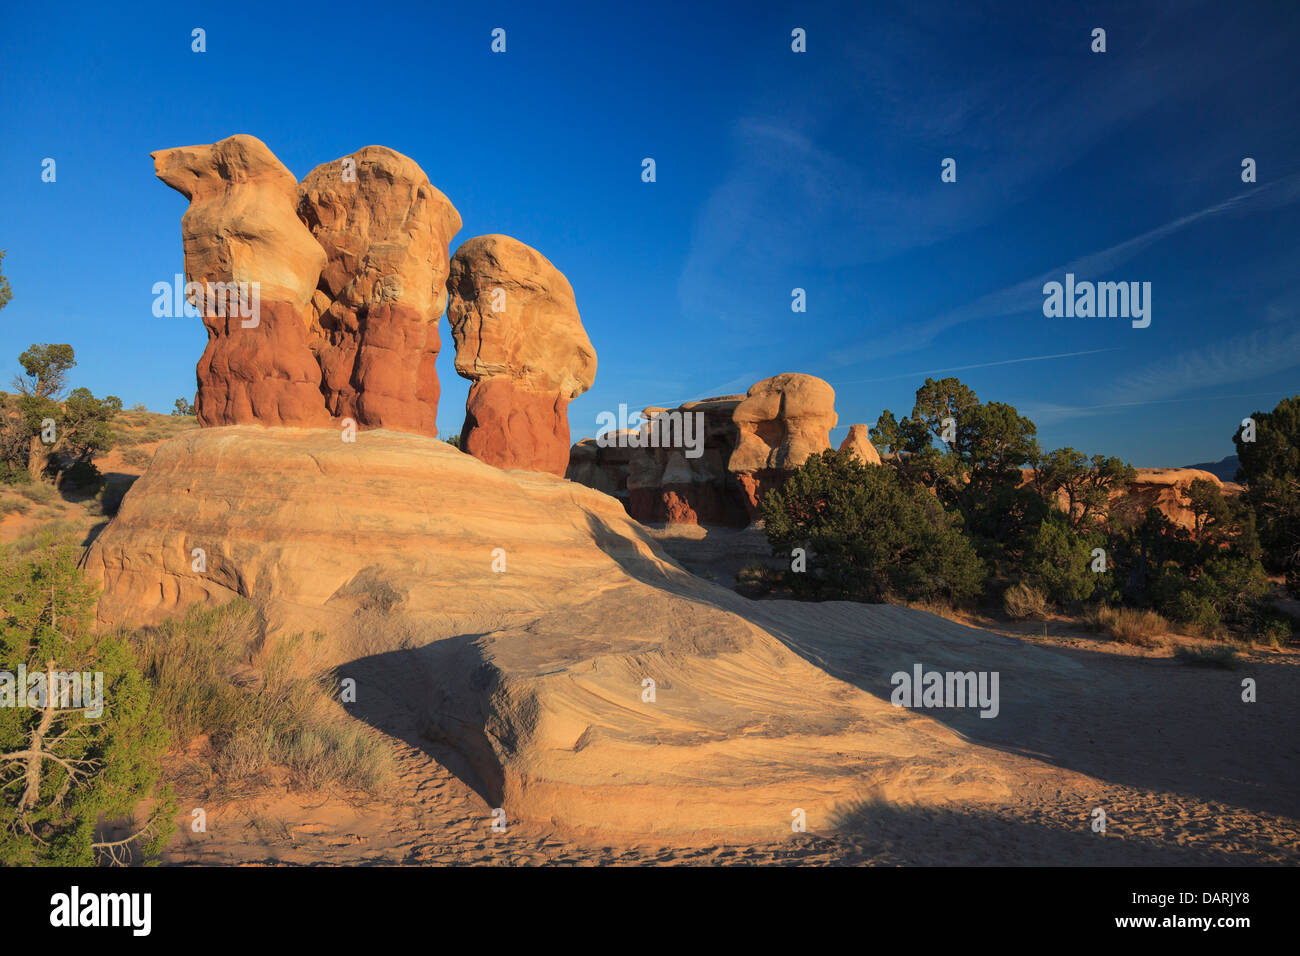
152;134;331;427
298;146;461;435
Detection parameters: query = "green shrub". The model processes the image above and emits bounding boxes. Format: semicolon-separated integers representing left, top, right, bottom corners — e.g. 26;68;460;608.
0;496;30;516
1022;512;1108;605
735;561;784;598
16;481;55;504
1174;644;1240;668
0;534;174;865
1234;395;1300;595
760;449;984;605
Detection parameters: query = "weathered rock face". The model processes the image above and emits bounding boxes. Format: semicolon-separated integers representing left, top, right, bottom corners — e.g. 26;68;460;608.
839;424;882;465
568;376;841;527
86;426;1031;842
1019;466;1241;532
446;235;596;474
297;147;461;436
152;135;331;427
1112;468;1239;531
729;373;838;518
622;397;750;526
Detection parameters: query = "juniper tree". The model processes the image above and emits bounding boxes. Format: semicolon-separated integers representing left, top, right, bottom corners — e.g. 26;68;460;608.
0;533;173;865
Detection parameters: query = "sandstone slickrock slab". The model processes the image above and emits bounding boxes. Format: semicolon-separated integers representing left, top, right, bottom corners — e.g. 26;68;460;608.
86;427;1046;842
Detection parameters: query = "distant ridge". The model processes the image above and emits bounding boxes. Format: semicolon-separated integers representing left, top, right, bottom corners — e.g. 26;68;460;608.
1184;455;1240;482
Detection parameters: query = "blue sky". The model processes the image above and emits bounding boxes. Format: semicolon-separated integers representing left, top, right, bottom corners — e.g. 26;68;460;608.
1;0;1297;466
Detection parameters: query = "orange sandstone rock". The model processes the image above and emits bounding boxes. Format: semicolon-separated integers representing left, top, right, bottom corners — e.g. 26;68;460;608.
152;134;331;427
446;235;596;474
298;146;461;435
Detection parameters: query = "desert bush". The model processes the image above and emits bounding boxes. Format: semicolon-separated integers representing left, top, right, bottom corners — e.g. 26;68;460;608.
1251;614;1292;647
1083;604;1168;646
134;601;394;794
1003;581;1049;619
735;561;784;598
760;449;984;605
0;533;173;865
1174;644;1240;668
120;447;150;467
1021;512;1108;605
1234;396;1300;595
57;458;103;492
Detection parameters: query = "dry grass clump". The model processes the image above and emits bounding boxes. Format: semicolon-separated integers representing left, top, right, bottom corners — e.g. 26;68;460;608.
1174;643;1241;668
134;600;394;795
1083;604;1169;647
1003;582;1049;620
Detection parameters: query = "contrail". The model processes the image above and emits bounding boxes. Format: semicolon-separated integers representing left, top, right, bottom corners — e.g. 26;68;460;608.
829;348;1118;386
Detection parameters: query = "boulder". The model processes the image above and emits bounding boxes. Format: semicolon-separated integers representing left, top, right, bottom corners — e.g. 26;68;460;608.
298;146;461;435
446;235;596;474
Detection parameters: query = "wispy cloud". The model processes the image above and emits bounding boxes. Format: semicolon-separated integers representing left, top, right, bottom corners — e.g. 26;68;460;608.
1109;323;1300;407
829;173;1300;366
1024;390;1290;428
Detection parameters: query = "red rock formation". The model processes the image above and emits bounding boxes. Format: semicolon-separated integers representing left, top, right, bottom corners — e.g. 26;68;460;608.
446;235;596;474
1112;468;1239;531
298;147;461;436
568;377;839;527
728;373;838;518
152;135;331;427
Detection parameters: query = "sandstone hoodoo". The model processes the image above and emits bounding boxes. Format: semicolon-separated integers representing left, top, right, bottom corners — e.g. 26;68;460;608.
597;396;751;526
298;146;462;436
153;134;332;428
446;235;597;475
839;423;883;466
728;372;838;519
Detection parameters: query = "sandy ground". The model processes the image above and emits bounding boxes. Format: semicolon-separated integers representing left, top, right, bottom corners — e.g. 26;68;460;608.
160;702;1299;866
158;526;1299;867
